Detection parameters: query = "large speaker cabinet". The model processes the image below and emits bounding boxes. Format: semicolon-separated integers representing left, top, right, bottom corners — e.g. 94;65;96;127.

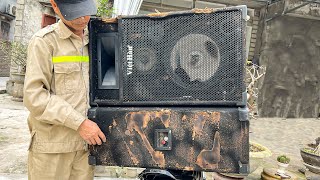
88;5;249;175
89;5;248;107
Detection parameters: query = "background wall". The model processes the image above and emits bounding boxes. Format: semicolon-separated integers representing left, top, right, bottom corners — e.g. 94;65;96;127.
14;0;54;44
0;0;17;13
258;15;320;118
0;0;17;76
257;0;320;118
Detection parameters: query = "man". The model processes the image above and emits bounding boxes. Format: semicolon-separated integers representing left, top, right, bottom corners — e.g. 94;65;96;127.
23;0;106;179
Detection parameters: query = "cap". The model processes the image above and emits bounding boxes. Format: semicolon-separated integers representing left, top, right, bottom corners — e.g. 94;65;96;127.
55;0;97;21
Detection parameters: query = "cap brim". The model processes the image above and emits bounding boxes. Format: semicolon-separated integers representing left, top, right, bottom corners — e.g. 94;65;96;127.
56;0;97;21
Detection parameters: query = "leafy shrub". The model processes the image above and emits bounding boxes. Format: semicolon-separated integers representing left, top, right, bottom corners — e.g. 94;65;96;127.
277;155;290;164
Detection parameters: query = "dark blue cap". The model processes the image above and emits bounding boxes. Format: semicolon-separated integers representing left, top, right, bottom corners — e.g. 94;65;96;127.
55;0;97;20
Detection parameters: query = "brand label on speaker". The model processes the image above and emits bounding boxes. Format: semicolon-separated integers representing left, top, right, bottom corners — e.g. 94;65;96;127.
127;45;133;75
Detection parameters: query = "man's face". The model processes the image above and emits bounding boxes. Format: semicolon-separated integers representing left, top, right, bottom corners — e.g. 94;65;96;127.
59;12;90;32
51;0;90;32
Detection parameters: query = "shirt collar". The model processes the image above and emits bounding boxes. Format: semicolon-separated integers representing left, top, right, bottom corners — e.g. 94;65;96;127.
57;20;89;45
83;27;89;45
57;20;73;39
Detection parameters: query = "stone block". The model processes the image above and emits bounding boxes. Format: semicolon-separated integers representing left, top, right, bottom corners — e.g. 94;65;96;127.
144;0;161;3
247;8;255;18
195;1;226;9
138;10;153;15
94;166;118;177
252;24;259;30
17;0;25;5
15;10;24;21
6;80;14;96
162;0;193;8
15;20;23;26
94;166;144;178
122;167;138;178
305;169;320;179
253;16;260;21
14;26;22;37
14;36;21;42
11;82;24;102
16;4;24;10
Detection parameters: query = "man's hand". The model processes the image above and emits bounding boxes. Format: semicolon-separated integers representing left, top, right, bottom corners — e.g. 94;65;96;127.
78;119;106;145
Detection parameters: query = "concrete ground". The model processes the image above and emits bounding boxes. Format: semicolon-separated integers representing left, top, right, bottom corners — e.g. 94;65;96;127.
0;173;135;180
0;76;319;179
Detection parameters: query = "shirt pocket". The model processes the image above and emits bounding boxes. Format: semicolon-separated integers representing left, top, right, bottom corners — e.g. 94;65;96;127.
53;63;83;94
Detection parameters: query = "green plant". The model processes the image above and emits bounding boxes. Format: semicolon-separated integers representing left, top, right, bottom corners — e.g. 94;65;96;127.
96;0;114;18
315;139;320;155
277;155;290;164
304;137;320;156
302;148;320;156
0;40;27;73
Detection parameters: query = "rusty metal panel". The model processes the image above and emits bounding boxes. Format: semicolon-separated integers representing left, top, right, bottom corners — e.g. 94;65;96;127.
88;107;249;173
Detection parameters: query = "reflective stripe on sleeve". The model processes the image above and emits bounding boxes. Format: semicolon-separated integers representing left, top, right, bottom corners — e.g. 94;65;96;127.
52;56;89;63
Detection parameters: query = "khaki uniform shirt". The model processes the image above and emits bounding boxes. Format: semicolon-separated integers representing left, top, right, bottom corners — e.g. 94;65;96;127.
24;20;90;153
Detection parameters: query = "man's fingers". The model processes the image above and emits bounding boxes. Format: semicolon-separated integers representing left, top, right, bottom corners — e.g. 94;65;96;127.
86;139;92;145
89;138;97;145
98;131;107;143
78;120;106;146
94;135;102;145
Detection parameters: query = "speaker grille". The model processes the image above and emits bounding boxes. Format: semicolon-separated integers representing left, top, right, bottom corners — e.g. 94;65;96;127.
120;9;245;104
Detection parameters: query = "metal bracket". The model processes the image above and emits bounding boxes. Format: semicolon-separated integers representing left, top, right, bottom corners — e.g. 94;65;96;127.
236;91;247;107
88;155;97;166
239;161;250;174
235;5;248;21
87;108;97;120
239;107;249;121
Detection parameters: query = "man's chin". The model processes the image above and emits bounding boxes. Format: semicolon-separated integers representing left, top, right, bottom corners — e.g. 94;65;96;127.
75;24;87;30
69;25;86;32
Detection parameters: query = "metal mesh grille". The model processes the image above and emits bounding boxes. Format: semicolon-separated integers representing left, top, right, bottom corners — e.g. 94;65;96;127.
120;10;245;103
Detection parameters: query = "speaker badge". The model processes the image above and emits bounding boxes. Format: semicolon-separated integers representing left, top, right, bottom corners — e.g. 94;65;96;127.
127;45;133;75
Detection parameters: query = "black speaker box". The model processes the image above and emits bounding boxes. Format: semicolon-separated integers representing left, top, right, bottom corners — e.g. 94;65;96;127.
89;5;248;107
88;5;249;175
88;107;249;174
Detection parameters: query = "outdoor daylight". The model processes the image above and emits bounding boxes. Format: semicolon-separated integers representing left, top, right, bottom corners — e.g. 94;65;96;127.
0;0;319;180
